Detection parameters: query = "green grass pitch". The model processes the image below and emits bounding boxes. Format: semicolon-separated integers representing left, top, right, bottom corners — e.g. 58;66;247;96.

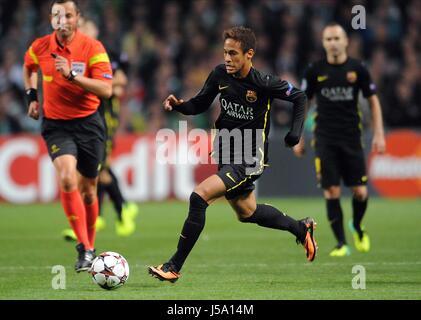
0;198;420;300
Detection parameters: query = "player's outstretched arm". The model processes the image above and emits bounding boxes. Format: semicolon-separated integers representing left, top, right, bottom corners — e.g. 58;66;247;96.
368;95;386;154
163;69;219;115
163;94;185;112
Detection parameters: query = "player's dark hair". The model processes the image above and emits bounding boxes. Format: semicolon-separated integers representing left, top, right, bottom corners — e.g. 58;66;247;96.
324;22;348;36
50;0;81;13
223;26;256;53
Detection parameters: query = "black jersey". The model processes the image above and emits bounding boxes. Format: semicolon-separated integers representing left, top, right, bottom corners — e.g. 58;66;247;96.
174;64;306;169
302;57;376;144
98;52;125;142
99;96;120;140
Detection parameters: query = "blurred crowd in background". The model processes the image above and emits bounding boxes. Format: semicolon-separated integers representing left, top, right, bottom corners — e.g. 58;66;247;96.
0;0;420;136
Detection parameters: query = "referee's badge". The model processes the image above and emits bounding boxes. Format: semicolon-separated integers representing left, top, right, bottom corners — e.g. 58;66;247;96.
246;90;257;103
347;71;358;83
71;62;86;75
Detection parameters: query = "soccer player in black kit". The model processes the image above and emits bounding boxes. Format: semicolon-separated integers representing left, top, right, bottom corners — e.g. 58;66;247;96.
148;26;317;282
294;23;386;257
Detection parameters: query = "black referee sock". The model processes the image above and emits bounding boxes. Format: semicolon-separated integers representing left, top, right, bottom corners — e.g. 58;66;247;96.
352;197;368;239
241;204;306;241
326;199;346;246
105;168;125;221
170;192;208;272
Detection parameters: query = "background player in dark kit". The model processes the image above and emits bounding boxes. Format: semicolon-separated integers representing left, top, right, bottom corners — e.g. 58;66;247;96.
295;23;386;257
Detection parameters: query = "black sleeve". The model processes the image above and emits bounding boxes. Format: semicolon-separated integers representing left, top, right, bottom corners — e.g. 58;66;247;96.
173;70;219;115
267;76;307;138
359;62;377;98
301;64;316;100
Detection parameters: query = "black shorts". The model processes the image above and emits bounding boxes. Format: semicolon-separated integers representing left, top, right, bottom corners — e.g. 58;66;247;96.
217;163;264;200
41;111;106;179
314;140;367;189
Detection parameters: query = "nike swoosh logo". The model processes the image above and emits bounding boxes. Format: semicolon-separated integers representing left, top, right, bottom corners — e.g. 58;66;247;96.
219;85;229;90
317;75;328;82
226;172;236;183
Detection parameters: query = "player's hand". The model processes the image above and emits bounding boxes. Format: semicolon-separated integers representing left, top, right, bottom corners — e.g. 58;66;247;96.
284;132;300;148
27;101;40;120
52;53;70;78
163;94;184;111
372;134;386;154
292;137;306;157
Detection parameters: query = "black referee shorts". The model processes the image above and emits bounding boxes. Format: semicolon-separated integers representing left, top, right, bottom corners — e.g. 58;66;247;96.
41;111;106;179
314;140;367;189
217;163;264;200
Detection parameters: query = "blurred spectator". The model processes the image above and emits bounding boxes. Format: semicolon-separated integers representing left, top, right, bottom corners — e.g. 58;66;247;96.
0;0;419;135
0;86;22;135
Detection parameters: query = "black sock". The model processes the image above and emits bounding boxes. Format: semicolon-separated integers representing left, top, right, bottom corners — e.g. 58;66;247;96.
97;181;106;217
241;204;306;242
170;192;208;272
353;197;368;239
105;168;125;221
326;199;346;246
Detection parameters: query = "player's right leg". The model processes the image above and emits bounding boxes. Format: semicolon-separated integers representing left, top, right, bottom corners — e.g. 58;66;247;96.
229;191;317;262
316;142;350;257
42;116;101;272
53;155;94;272
148;175;226;282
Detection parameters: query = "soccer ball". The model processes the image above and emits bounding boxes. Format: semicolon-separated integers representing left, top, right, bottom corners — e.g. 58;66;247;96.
89;252;129;290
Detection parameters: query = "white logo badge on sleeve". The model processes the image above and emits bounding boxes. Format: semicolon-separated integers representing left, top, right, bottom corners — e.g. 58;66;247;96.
71;62;86;75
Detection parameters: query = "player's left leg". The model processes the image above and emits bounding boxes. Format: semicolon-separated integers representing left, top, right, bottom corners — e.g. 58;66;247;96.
105;167;138;236
349;185;370;252
95;169;108;231
148;174;227;282
62;170;106;241
74;110;106;250
324;186;350;257
53;154;94;272
97;155;138;236
342;142;370;252
79;175;100;248
229;191;317;262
